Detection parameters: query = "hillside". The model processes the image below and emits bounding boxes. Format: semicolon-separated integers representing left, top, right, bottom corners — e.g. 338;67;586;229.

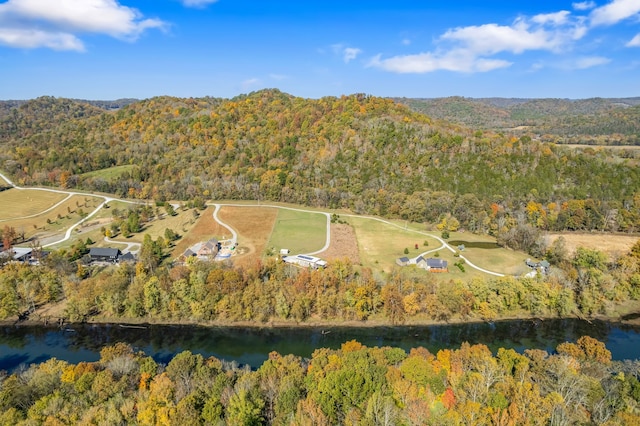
1;89;639;237
394;96;640;144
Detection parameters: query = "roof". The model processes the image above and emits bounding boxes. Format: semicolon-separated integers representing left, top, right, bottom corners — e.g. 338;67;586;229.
89;247;120;257
11;247;32;260
397;257;410;263
120;252;135;261
426;258;447;268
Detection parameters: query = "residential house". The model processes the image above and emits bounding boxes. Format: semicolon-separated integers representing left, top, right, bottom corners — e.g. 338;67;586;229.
89;247;121;263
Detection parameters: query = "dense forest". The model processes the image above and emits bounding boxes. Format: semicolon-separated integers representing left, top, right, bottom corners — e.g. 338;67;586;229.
394;96;640;145
1;90;640;240
1;337;639;425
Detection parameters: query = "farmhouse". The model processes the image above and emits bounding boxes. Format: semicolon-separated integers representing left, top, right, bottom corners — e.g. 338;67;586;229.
420;258;448;272
182;238;221;261
283;254;327;269
89;247;121;263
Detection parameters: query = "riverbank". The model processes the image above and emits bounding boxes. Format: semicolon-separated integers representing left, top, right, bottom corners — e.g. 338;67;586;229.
4;301;640;329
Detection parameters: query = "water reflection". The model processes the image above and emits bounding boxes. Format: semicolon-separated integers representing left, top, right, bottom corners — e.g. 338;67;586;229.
1;318;639;373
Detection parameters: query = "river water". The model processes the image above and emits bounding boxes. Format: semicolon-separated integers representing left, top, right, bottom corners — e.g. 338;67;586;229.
1;318;639;373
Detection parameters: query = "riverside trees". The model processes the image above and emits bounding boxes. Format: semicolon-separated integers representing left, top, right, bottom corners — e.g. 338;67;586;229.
1;339;638;425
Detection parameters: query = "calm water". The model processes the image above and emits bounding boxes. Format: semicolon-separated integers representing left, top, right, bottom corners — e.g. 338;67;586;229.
1;318;639;373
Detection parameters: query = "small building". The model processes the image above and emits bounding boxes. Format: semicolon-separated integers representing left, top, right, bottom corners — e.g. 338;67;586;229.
89;247;121;263
396;257;410;266
415;256;427;268
283;254;327;269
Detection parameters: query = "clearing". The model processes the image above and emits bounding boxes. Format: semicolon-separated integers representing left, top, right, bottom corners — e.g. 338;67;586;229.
548;233;638;259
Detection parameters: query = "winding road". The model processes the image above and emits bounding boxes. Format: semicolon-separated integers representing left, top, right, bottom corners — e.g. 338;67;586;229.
0;171;143;250
2;170;504;276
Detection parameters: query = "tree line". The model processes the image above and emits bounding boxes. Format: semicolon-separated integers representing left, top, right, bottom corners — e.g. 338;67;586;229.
1;337;638;425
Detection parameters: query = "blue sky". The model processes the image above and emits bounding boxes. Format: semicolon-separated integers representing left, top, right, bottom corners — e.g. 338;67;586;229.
1;0;639;100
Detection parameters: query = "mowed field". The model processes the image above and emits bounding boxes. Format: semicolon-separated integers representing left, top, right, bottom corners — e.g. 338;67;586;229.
0;190;103;242
267;209;327;255
548;233;639;259
0;188;68;220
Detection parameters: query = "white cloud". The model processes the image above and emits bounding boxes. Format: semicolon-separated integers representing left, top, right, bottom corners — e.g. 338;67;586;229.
331;43;362;63
573;1;596;11
401;38;411;46
627;33;640;46
0;0;167;50
343;47;362;63
532;11;571;26
590;0;640;26
368;50;511;73
370;11;591;74
181;0;219;8
573;55;611;68
0;27;84;51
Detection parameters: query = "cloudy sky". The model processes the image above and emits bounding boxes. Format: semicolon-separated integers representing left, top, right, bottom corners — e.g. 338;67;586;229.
1;0;639;100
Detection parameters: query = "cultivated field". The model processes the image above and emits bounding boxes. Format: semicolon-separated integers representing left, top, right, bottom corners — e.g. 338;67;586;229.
216;205;279;268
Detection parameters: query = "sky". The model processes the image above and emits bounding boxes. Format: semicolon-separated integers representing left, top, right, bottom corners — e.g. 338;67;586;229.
0;0;639;100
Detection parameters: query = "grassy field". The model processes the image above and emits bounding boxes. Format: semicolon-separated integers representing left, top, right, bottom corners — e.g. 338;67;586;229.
0;188;68;220
80;164;138;180
267;208;327;255
447;232;531;276
348;217;439;272
548;232;639;259
3;194;103;242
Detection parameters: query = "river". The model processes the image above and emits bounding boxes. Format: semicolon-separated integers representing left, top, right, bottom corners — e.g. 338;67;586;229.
1;318;640;373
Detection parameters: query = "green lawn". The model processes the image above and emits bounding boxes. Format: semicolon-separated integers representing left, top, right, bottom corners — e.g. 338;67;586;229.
348;216;529;278
267;208;327;254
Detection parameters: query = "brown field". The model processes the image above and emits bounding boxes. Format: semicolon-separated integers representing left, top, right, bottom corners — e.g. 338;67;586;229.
217;206;279;268
317;223;361;264
0;188;68;220
548;233;639;259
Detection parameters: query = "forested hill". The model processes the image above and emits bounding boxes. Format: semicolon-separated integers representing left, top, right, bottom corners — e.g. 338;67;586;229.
394;96;640;145
1;89;640;234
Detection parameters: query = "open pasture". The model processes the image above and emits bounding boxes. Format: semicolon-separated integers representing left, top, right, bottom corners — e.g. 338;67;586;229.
348;217;440;273
548;233;638;259
0;188;68;221
3;194;103;241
